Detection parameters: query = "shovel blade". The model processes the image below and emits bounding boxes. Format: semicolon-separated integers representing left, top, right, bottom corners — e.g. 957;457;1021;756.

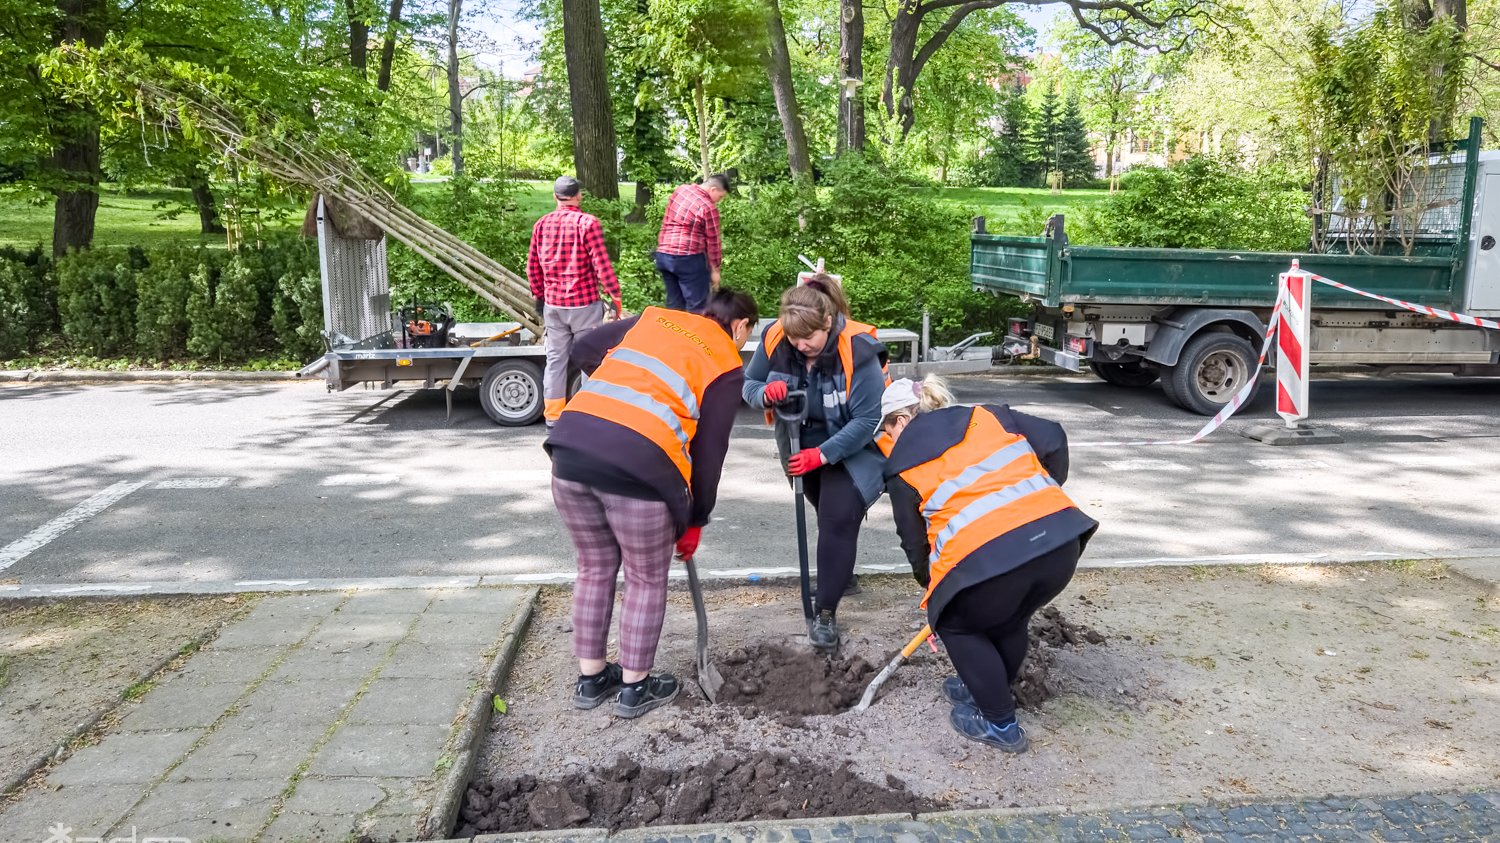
698;659;725;703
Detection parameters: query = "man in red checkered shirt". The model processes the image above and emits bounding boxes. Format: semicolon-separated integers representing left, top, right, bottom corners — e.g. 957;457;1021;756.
654;173;728;313
528;176;622;426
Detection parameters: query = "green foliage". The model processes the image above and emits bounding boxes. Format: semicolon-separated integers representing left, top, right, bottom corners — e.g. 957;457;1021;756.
57;247;145;356
1083;156;1307;251
272;268;325;361
1056;98;1096;186
135;242;208;359
0;246;57;358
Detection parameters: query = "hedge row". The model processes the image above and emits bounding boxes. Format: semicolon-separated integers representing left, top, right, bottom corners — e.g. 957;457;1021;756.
0;237;324;363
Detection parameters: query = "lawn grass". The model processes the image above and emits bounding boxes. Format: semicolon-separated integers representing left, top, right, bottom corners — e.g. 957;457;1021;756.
928;185;1112;235
2;181;1113;250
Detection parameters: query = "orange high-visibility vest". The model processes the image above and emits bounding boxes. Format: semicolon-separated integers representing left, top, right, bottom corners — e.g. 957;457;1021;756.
562;307;742;483
897;406;1076;608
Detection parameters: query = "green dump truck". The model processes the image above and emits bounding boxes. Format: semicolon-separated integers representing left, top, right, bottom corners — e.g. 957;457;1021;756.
972;120;1500;414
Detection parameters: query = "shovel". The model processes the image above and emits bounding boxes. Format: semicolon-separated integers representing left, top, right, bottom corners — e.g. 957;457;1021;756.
682;554;725;703
772;389;814;630
853;624;933;712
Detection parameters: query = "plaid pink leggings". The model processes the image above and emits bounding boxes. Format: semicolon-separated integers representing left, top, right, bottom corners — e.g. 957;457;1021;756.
552;477;677;674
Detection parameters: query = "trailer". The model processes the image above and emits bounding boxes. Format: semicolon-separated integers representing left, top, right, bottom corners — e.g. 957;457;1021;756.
971;118;1500;415
299;198;921;424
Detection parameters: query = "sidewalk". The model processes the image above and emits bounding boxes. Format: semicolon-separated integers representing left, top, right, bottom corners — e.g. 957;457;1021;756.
0;586;536;843
456;791;1500;842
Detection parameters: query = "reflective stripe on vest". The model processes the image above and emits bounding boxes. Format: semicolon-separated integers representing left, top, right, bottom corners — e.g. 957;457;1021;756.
562;307;741;484
899;406;1075;609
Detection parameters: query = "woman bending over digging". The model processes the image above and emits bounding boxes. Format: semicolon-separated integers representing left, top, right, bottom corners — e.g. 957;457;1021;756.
545;290;758;719
878;375;1098;752
743;278;889;653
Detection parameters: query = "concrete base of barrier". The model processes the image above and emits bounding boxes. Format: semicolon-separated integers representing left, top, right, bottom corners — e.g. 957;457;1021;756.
1244;424;1346;446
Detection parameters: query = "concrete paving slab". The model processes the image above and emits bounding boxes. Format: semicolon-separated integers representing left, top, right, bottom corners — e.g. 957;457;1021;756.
407;611;505;648
248;592;349;619
210;609;325;650
176;646;281;683
1447;556;1500;596
114;777;282;842
170;721;325;782
307;613;415;647
114;679;246;732
282;775;402;815
261;809;362;843
345;678;472;726
266;640;388;682
232;678;361;728
380;645;485;680
340;589;440;615
0;784;140;842
46;730;202;787
426;587;536;616
307;723;451;778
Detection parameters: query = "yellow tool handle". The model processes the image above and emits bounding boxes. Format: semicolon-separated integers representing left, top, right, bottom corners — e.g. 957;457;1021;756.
900;624;932;659
470;325;524;348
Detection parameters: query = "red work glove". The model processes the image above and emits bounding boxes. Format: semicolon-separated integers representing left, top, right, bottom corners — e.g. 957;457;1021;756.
675;526;702;562
762;381;788;405
787;447;825;476
612;297;623;320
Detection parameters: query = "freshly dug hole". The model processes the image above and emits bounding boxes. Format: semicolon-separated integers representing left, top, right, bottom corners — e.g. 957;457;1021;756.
1015;605;1108;709
714;643;875;717
456;751;940;834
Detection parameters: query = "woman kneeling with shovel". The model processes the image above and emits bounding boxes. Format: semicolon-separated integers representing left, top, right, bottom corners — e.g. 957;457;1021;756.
546;290;758;719
879;376;1097;752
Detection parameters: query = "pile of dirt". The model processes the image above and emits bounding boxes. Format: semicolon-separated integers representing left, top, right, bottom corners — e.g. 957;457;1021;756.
1015;605;1108;710
456;751;940;835
714;643;875;717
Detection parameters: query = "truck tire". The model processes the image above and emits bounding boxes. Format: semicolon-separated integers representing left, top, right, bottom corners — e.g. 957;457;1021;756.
1090;360;1159;388
479;360;544;426
1161;332;1260;416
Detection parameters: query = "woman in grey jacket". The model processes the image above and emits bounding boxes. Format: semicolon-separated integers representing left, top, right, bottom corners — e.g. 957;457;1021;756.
743;281;888;652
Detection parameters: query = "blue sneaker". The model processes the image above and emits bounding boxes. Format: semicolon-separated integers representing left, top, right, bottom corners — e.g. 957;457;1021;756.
949;704;1029;753
941;676;975;707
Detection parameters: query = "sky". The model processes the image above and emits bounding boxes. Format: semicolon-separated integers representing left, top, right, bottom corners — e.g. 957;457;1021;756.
471;2;1066;78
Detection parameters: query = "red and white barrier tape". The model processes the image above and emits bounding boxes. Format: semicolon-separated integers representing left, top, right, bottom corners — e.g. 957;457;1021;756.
1294;261;1500;330
1072;285;1287;449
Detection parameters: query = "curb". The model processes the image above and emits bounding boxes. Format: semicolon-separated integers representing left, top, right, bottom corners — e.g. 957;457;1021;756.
10;369;298;383
423;587;540;840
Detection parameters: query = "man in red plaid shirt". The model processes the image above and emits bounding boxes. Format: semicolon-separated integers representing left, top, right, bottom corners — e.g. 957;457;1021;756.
654;174;729;313
528;176;622;426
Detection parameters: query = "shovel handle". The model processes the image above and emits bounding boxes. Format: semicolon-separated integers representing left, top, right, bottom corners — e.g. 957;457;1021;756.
772;389;810;425
900;625;933;659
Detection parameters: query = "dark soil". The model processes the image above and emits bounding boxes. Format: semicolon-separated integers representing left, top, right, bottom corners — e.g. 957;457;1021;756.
1015;605;1108;709
456;751;939;835
714;643;875;718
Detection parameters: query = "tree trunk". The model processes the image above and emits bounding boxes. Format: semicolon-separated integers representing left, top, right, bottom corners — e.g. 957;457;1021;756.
764;0;812;184
694;77;711;179
836;0;865;155
1103;127;1116;179
376;0;404;92
562;0;620;199
882;7;921;138
50;0;106;257
628;182;653;223
189;166;225;235
447;0;463;178
346;0;369;75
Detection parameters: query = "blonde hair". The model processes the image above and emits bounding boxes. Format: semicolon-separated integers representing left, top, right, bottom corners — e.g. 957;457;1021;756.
779;283;838;340
880;374;955;428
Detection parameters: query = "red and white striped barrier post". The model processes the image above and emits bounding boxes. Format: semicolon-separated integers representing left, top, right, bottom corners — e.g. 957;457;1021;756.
1275;261;1313;428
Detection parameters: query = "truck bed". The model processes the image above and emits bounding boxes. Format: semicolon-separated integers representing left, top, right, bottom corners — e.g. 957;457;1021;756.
971;235;1460;310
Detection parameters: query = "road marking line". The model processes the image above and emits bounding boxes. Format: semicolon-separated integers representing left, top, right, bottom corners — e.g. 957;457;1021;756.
50;584;153;594
154;477;232;489
321;473;400;486
0;481;148;573
236;579;312;587
1102;459;1190;472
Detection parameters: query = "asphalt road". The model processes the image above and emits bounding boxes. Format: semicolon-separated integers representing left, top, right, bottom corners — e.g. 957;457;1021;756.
1;370;1497;587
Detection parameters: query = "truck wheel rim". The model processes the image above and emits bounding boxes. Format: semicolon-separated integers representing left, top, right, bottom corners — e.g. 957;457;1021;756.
491;372;538;419
1198;350;1247;401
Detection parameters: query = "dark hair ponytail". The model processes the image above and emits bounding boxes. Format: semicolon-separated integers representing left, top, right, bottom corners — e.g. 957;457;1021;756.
703;288;759;335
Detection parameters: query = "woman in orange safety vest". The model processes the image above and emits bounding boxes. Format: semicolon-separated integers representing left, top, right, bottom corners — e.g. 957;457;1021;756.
879;374;1097;753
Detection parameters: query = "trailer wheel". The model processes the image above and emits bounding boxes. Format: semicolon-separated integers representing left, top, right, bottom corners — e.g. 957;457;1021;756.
479;360;544;426
1162;332;1260;416
1090;360;1159;388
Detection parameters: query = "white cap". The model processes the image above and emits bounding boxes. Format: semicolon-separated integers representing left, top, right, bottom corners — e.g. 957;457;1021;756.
879;378;921;430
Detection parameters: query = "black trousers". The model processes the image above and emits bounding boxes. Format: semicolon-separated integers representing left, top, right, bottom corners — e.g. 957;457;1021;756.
934;537;1082;723
800;462;863;612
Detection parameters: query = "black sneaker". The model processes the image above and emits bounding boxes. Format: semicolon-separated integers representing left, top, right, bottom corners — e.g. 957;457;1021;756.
613;673;680;719
808;608;840;653
573;663;624;710
949;703;1029;753
941;675;975;708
